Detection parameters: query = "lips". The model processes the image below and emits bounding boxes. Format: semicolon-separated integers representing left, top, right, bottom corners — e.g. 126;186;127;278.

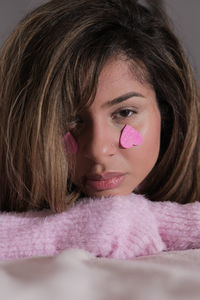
85;172;125;190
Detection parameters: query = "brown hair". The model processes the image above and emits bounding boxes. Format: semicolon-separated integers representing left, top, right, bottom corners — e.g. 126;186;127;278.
0;0;199;212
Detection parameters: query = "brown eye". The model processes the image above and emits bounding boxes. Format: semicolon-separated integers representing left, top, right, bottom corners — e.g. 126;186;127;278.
119;109;133;117
113;109;136;119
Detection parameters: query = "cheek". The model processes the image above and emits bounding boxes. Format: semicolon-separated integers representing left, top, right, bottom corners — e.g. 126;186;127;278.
72;154;85;181
142;138;160;171
140;107;161;160
125;115;161;176
142;119;161;161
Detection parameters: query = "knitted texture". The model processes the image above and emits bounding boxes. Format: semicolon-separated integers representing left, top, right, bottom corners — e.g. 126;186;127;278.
0;193;200;261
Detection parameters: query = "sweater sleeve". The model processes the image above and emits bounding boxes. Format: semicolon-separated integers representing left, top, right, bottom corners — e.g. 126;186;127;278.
149;200;200;251
0;194;165;261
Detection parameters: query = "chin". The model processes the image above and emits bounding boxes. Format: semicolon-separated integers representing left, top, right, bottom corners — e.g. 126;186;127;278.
84;188;131;198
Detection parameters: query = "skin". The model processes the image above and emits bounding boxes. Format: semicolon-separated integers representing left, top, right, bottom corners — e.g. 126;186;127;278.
72;58;161;198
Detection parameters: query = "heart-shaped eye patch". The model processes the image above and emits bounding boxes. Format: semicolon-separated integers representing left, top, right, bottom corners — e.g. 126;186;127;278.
120;125;143;148
63;132;78;154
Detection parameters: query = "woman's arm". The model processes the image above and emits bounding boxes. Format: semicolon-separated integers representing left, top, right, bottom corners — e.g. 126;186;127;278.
3;193;200;261
149;200;200;251
0;194;165;261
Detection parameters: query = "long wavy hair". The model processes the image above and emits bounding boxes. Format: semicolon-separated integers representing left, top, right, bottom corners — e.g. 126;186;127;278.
0;0;199;212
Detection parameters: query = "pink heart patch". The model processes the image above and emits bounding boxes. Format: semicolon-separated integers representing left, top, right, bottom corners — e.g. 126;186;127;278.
120;125;143;148
63;132;78;154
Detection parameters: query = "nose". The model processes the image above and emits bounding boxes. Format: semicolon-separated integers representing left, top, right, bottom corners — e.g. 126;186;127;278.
80;119;118;161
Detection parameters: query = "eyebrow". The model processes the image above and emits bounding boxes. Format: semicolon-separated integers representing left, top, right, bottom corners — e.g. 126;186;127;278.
102;92;145;107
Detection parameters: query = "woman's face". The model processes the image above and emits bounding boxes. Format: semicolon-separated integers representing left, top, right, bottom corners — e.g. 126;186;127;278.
71;58;161;197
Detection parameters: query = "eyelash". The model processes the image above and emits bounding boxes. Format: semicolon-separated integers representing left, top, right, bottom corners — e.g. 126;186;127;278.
69;108;137;133
112;108;137;120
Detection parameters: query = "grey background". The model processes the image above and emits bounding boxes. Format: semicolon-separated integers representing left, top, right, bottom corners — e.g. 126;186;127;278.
0;0;199;83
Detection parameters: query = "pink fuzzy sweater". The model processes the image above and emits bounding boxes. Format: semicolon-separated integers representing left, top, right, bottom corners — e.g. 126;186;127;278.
1;193;200;261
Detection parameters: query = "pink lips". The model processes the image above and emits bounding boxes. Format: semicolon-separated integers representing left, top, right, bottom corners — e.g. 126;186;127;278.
85;172;125;190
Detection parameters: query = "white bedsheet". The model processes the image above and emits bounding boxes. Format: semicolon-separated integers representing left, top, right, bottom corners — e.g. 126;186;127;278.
0;248;200;300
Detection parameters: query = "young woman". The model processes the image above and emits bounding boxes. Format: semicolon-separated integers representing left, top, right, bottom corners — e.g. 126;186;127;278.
0;0;199;261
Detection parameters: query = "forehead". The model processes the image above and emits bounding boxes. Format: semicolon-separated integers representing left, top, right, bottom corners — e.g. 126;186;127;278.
89;58;154;109
98;59;132;84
